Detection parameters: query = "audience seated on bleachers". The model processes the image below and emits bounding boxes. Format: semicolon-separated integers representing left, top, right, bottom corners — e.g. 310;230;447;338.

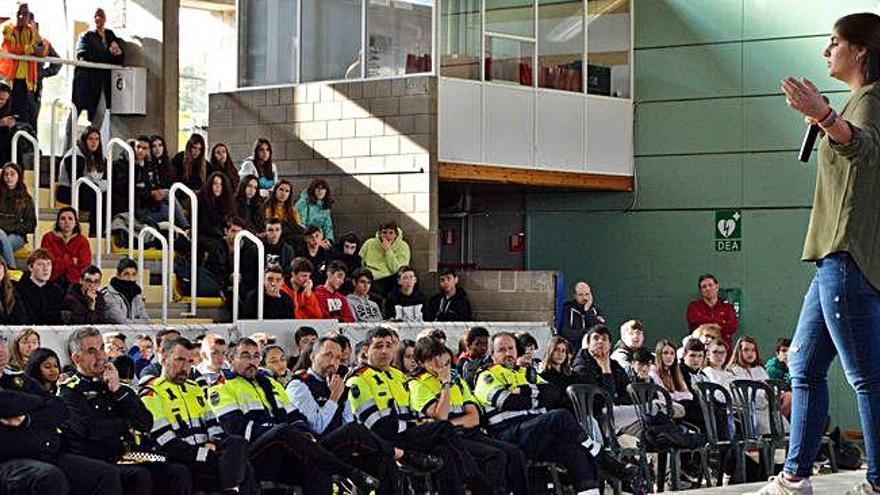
170;133;208;191
263;179;305;248
280;257;322;320
296;178;336;244
62;265;106;324
360;220;411;297
201;215;246;302
239;137;277;198
384;265;425;321
424;268;473;322
233;173;265;233
116;134;188;229
101;257;150;324
559;281;606;352
346;267;383;322
242;263;294;320
9;327;39;371
0;255;27;324
314;260;355;323
15;249;63;325
330;231;363;293
611;319;649;372
208;142;238;191
41;207;90;291
23;347;61;396
196;170;236;254
0;162;35;268
57;126;107;238
240;217;294;298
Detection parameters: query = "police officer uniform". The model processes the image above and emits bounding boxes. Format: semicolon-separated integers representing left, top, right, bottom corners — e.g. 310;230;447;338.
410;369;529;495
474;362;601;492
59;372;192;495
139;375;256;495
207;369;379;494
347;363;485;495
0;368;123;495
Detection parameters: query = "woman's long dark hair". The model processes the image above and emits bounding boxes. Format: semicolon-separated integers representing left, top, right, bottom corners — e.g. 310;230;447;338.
263;179;296;220
252;138;275;180
1;162;32;213
77;126;105;174
235;174;261;205
149;135;174;183
305;178;334;209
210;143;239;190
24;347;59;393
53;206;82;235
0;256;17;316
182;134;208;185
198;171;235;214
835;13;880;84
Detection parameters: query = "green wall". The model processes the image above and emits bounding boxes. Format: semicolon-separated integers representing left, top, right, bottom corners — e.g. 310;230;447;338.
525;0;878;430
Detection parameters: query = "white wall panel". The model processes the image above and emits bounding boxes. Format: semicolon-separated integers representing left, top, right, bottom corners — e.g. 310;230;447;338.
439;78;482;163
586;96;633;175
536;90;585;172
484;85;534;168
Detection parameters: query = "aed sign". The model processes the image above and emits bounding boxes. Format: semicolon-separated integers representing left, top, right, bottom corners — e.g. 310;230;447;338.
715;209;742;252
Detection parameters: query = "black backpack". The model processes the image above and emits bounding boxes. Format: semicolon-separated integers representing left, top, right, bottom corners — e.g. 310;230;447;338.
643;412;706;451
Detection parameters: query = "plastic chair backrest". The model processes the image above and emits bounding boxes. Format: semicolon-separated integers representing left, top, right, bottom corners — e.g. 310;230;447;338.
627;382;674;423
567;383;616;446
693;381;735;443
730;379;781;439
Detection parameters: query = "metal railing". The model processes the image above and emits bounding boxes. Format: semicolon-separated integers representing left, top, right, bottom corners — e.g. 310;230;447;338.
104;138;135;256
232;230;264;323
0;51;125;71
11;131;41;246
49;99;77;208
137;226;169;324
169;183;197;316
71;177;102;270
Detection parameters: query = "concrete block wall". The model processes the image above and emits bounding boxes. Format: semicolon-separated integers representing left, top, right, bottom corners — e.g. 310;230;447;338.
455;270;558;324
208;75;438;271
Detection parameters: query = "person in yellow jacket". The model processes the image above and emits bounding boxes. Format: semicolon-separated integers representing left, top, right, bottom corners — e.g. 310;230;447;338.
358;221;410;296
139;337;257;495
0;3;46;129
347;326;487;495
473;332;648;495
207;337;379;494
409;336;529;495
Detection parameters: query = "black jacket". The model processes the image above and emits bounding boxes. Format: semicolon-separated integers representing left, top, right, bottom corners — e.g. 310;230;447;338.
14;274;64;325
0;285;29;325
203;240;233;293
235;196;265;233
72;29;125;120
384;287;426;320
242;289;294;320
58;373;152;462
423;287;473;322
571;349;632;405
558;301;606;350
62;283;107;324
0;370;67;461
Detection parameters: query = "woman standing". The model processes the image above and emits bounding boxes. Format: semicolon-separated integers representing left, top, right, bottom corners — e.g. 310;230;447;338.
41;207;91;290
0;162;35;267
752;13;880;495
685;273;738;351
72;8;124;127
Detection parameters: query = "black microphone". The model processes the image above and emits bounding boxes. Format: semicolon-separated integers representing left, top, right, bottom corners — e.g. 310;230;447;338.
798;95;830;163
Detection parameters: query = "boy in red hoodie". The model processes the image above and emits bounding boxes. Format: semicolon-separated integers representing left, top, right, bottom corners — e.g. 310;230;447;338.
314;260;355;322
281;257;323;319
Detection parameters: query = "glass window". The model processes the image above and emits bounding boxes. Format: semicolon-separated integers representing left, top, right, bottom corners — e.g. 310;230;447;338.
301;0;363;82
587;0;630;98
440;0;480;79
538;0;583;92
367;0;434;78
238;0;298;87
486;0;534;38
485;36;534;86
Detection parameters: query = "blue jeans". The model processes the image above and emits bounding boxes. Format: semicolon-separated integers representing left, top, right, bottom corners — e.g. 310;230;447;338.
784;252;880;485
0;229;26;269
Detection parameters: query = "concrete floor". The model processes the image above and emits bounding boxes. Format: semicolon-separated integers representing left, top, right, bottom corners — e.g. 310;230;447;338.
666;469;867;494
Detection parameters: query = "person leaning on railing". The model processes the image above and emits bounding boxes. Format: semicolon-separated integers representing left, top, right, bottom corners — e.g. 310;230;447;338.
72;7;124;129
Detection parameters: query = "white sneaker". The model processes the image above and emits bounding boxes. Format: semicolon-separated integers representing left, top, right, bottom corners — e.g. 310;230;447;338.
744;474;813;495
845;481;879;495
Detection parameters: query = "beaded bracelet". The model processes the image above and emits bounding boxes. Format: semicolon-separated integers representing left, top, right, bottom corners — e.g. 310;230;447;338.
819;108;838;128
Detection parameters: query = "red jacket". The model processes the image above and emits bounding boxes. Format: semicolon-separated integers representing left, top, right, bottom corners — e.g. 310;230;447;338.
41;231;91;285
686;298;738;349
280;281;323;320
314;285;355;323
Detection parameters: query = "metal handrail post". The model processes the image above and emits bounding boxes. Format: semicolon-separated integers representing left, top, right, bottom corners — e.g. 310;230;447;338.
71;177;103;269
232;231;264;323
137;226;169;323
104;138;135;256
11;131;41;246
49;99;77;209
169;183;197;316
